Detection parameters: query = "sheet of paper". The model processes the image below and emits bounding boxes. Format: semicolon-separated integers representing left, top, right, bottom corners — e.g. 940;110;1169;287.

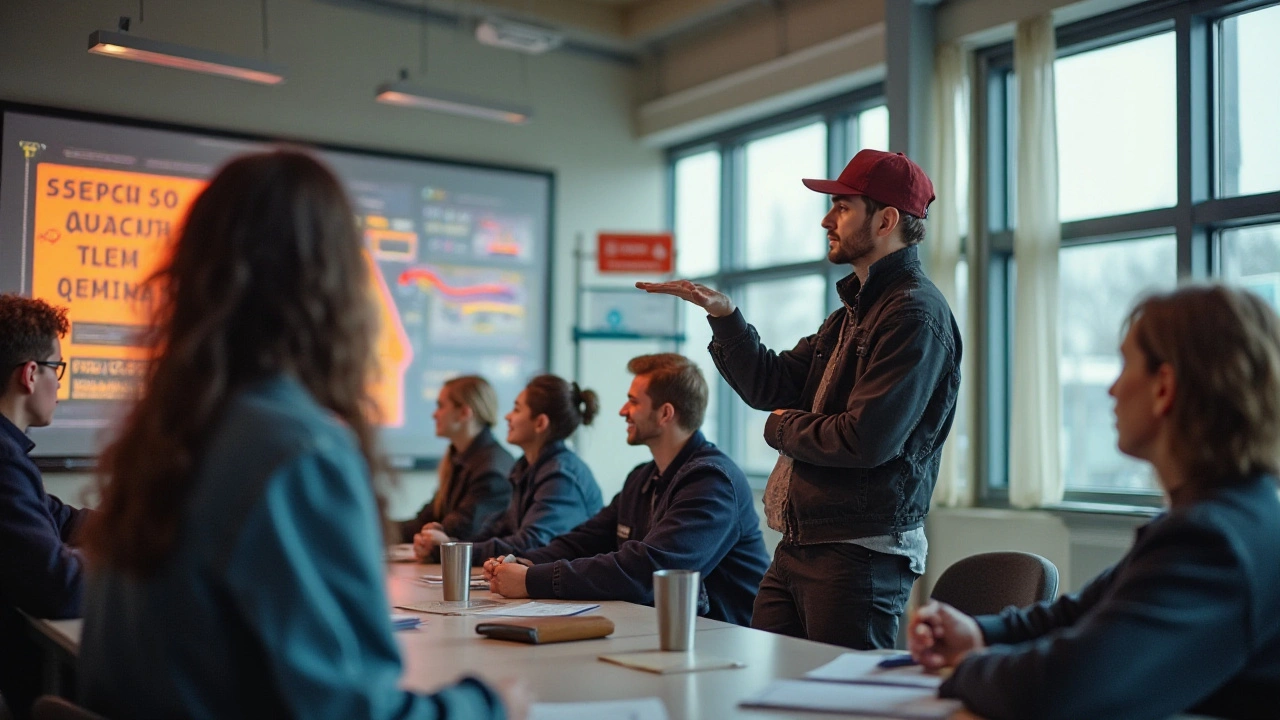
529;697;668;720
389;613;422;630
599;651;746;675
385;544;417;562
472;601;600;617
395;599;507;616
416;577;490;590
419;572;486;582
805;652;945;689
740;679;960;719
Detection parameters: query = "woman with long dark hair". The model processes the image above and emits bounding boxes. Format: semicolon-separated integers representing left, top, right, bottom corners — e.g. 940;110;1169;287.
399;375;514;545
77;150;526;720
413;374;603;564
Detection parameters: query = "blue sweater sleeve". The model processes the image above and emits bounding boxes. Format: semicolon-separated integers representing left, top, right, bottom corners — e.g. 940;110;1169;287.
941;518;1251;720
224;445;505;720
472;469;595;561
0;454;83;618
523;468;742;609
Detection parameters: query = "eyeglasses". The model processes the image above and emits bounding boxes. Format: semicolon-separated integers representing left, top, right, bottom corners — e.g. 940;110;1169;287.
32;360;67;380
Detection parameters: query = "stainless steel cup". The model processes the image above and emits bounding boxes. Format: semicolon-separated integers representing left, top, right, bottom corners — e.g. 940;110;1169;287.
440;542;473;603
653;569;699;651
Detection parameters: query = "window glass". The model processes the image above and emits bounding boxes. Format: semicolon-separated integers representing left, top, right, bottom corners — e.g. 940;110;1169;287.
1220;223;1280;311
1219;5;1280;197
744;122;829;268
1055;32;1177;222
674;151;721;277
737;275;829;474
681;298;719;444
1059;237;1176;493
857;105;889;152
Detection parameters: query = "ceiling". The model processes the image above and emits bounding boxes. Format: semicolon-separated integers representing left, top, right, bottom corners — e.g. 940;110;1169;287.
331;0;775;59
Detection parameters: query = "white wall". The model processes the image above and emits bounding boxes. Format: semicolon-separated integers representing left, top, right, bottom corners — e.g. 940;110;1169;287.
1;0;667;512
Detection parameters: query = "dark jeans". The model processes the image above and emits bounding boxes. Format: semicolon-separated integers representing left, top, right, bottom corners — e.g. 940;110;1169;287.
751;542;918;650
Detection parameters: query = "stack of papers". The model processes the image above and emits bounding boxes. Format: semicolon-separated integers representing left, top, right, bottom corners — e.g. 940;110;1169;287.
805;653;945;689
474;602;600;617
741;679;960;719
390;613;422;631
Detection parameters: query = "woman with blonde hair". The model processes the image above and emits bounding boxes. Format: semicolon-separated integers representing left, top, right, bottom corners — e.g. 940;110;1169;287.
77;150;526;719
414;374;603;563
910;284;1280;720
399;375;514;544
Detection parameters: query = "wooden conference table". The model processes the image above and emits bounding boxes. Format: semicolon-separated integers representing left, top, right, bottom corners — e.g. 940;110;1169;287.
31;562;977;720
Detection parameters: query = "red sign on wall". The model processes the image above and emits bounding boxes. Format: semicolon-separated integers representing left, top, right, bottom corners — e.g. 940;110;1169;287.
597;233;674;274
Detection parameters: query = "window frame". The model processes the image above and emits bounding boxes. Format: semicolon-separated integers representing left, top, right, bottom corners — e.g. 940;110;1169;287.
666;85;886;485
974;0;1280;508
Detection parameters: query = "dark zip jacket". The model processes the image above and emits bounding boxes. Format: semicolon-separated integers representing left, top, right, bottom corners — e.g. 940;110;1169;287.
708;245;961;543
468;440;603;564
522;432;770;626
398;427;515;543
942;475;1280;720
0;413;88;713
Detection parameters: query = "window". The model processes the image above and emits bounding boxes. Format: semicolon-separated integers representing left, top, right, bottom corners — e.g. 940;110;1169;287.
1219;4;1280;198
673;151;721;278
1055;33;1177;222
1220;223;1280;309
1059;237;1176;493
976;1;1280;507
668;90;886;484
743;122;829;268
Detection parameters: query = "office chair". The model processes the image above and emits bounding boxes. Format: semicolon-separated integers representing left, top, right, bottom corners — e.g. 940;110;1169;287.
30;697;107;720
929;551;1060;617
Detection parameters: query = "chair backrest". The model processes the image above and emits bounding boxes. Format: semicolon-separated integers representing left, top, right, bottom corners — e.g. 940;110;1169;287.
929;551;1060;617
30;697;108;720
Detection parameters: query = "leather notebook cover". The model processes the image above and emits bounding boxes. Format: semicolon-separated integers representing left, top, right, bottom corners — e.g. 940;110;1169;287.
474;615;615;644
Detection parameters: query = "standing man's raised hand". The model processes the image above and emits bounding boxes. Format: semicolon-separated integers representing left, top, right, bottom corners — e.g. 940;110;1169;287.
636;280;736;318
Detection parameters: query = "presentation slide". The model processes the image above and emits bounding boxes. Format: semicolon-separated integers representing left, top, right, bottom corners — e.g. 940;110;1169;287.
0;108;550;463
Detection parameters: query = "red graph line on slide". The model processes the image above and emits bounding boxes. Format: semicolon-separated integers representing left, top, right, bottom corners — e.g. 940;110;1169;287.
397;267;516;301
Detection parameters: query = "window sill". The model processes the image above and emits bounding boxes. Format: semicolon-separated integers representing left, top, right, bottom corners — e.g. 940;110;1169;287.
1043;500;1161;518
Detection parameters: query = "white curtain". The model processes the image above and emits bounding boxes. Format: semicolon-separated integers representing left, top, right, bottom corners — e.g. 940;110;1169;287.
927;41;974;508
1009;13;1064;508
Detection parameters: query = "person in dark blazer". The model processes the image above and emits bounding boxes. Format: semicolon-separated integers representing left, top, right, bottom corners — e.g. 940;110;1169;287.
910;285;1280;720
399;375;515;545
485;354;770;626
414;374;604;563
0;294;89;720
76;151;526;720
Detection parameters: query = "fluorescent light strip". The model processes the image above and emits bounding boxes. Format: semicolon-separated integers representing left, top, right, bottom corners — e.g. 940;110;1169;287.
375;82;532;125
88;30;286;85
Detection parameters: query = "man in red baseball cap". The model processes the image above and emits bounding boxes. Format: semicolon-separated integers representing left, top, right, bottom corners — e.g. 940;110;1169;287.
638;149;962;649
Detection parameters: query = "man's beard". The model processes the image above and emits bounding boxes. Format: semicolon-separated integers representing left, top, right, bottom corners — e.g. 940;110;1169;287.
827;216;875;265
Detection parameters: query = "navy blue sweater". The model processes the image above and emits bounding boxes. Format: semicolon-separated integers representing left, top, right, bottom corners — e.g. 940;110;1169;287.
0;413;88;713
942;475;1280;720
522;431;769;626
470;441;603;564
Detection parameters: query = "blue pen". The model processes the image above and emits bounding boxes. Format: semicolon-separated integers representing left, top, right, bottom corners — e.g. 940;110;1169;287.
876;654;918;668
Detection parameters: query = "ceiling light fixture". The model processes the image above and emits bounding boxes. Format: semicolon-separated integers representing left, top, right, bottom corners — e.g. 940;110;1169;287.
475;18;563;55
375;81;532;124
87;29;286;85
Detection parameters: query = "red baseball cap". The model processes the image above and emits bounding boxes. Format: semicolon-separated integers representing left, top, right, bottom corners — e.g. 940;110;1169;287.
802;149;935;219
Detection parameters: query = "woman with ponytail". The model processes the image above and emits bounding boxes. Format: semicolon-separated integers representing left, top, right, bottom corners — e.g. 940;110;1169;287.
413;374;603;564
76;150;526;719
400;375;515;545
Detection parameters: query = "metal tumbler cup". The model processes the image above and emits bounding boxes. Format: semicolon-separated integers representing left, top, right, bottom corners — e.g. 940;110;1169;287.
440;542;473;603
653;569;699;651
